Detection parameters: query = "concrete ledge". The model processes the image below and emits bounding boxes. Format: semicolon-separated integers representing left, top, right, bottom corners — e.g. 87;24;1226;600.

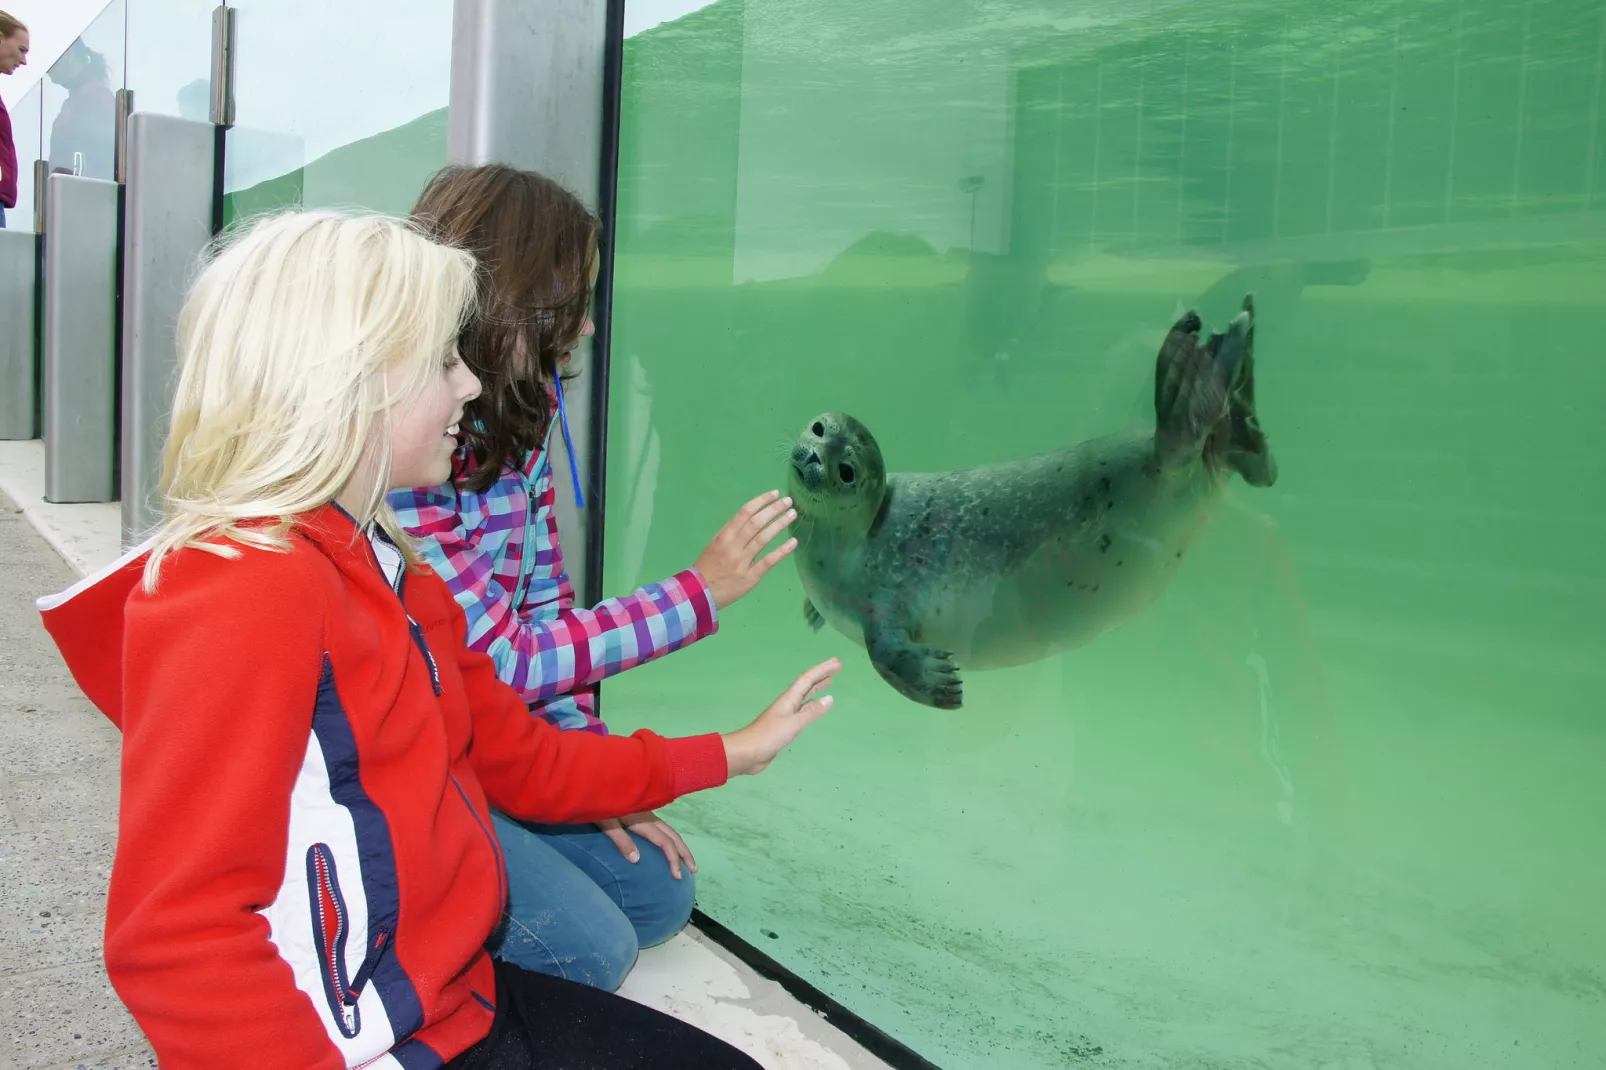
0;440;123;577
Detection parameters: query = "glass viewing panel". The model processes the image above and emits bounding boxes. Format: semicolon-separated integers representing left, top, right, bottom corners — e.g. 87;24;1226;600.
41;0;127;182
7;83;43;232
124;0;216;123
222;0;454;222
603;1;1606;1066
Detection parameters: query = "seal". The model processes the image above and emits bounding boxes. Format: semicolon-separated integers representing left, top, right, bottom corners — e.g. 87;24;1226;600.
786;294;1275;709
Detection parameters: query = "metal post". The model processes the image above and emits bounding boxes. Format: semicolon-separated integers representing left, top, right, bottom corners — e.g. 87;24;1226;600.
114;88;136;184
43;175;121;504
33;159;48;234
210;4;236;129
0;230;37;439
448;0;615;604
121;114;217;544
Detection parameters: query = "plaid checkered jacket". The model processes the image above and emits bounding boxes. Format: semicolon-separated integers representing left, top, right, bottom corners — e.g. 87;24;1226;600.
387;431;718;735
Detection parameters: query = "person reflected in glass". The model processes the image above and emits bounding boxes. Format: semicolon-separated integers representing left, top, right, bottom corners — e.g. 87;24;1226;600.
391;164;800;993
0;10;29;228
47;39;115;180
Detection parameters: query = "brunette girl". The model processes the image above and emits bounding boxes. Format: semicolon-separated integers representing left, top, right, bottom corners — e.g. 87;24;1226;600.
391;165;798;991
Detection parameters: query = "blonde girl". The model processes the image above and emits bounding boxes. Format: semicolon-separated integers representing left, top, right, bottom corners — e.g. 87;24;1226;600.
37;208;837;1070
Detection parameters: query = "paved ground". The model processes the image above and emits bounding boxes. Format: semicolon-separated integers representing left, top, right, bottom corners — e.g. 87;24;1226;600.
0;491;155;1068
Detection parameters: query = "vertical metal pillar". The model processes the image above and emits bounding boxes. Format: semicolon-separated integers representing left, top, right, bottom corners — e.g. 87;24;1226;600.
0;230;37;439
448;0;620;605
121;114;217;544
43;175;121;504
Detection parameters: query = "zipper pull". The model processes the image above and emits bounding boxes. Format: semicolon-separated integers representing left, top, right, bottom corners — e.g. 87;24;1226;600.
345;929;391;1005
408;620;443;695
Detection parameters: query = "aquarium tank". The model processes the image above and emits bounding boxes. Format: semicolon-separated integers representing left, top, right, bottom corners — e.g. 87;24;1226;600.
599;0;1606;1067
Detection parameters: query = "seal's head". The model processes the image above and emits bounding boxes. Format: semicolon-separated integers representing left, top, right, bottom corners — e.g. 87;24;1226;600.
788;412;887;525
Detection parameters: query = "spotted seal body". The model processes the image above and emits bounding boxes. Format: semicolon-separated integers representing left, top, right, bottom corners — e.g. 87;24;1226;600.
787;294;1274;709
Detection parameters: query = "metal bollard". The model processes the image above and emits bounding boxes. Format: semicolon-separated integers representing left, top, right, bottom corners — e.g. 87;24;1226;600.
43;174;121;504
0;228;37;440
120;113;217;545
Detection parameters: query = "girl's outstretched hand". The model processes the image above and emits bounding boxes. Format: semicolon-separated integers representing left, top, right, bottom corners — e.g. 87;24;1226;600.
694;490;798;609
722;658;841;777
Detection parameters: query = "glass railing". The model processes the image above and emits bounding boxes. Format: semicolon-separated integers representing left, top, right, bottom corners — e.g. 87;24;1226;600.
602;0;1606;1067
41;0;127;183
222;0;454;224
125;0;215;122
6;81;42;233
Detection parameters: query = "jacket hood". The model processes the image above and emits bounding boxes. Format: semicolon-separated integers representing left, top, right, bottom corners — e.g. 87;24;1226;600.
36;539;154;730
35;506;370;730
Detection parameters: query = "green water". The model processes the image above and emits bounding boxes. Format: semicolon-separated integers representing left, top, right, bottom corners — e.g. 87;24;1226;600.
600;1;1606;1067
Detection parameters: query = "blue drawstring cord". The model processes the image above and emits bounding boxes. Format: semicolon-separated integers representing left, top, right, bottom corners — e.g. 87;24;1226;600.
555;376;586;509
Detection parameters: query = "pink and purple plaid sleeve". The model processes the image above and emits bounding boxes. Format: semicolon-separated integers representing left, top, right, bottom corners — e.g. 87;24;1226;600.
509;454;720;704
390;456;720;734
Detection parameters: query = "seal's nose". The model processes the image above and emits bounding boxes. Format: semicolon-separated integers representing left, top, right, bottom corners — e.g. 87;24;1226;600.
791;443;815;466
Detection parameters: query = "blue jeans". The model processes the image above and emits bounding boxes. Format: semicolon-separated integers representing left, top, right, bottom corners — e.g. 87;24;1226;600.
486;810;696;992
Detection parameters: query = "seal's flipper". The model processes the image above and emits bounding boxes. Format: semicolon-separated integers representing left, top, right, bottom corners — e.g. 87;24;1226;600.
804;597;825;632
1222;294;1276;487
1153;298;1249;470
865;621;963;710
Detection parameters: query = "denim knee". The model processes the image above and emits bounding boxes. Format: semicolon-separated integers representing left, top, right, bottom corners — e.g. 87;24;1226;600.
493;900;640;992
632;863;696;949
572;909;640;992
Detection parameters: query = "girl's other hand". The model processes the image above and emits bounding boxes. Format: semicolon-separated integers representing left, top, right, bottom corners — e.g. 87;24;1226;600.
596;811;697;880
722;658;841;777
693;490;798;609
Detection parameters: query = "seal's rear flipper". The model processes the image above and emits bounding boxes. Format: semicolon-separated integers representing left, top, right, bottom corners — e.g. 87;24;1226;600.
1155;305;1235;469
865;620;962;710
1222;294;1277;487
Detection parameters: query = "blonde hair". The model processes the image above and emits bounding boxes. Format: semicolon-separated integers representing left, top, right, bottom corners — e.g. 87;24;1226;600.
0;11;26;37
142;208;479;591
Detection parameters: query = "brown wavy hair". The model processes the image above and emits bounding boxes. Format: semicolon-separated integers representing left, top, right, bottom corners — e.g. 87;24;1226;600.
410;164;599;493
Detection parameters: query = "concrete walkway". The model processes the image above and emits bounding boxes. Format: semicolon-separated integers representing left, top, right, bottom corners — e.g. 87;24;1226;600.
0;451;890;1070
0;493;154;1069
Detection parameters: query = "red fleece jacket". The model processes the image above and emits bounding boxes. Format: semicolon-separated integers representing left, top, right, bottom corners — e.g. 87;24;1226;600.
36;505;729;1069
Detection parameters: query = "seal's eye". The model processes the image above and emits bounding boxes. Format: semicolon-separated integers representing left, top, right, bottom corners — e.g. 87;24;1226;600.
812;421;825;437
838;463;855;484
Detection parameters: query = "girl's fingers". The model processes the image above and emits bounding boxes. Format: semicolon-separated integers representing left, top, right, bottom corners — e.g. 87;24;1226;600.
632;822;680;878
754;539;798;574
798;693;835;724
600;823;640;863
801;675;833;704
750;512;795;552
663;824;697;873
738;490;783;518
745;496;794;540
787;660;840;703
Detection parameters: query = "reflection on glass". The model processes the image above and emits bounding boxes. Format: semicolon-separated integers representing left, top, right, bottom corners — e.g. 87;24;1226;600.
604;1;1606;1067
7;82;42;233
42;0;126;182
124;0;214;122
222;0;452;221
